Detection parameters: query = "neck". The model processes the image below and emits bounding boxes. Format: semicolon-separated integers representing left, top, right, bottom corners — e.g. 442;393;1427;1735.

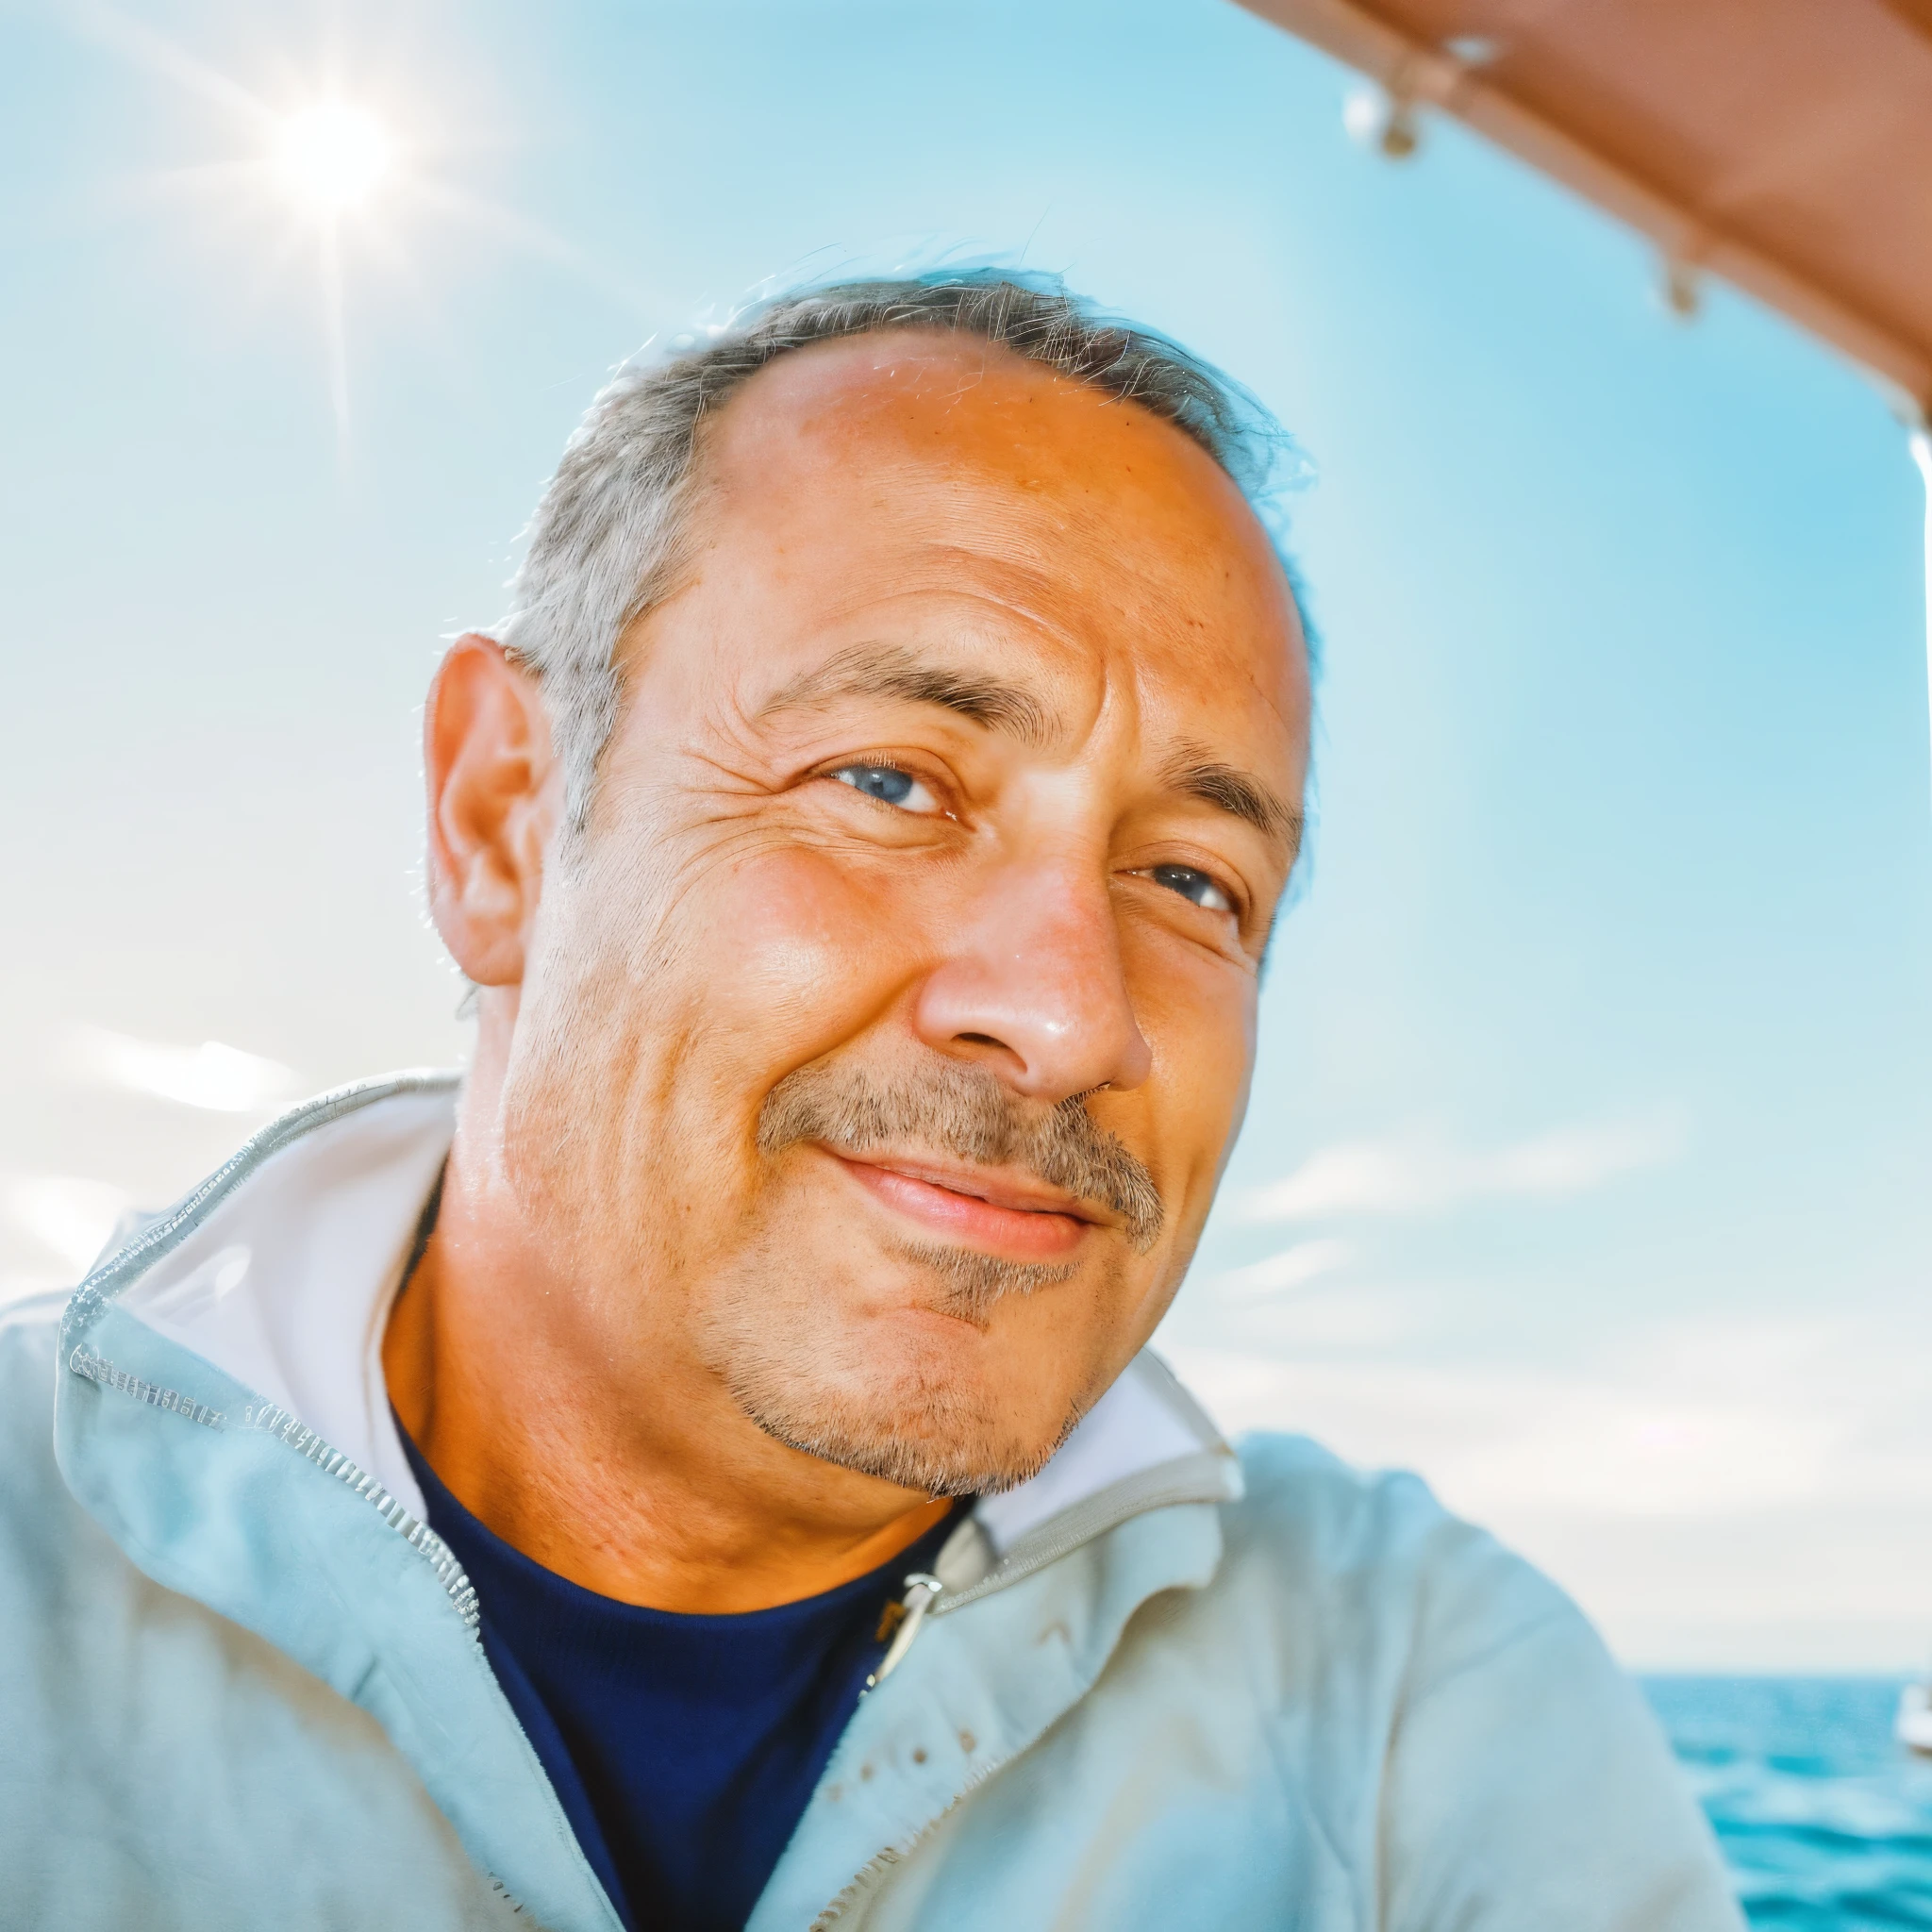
382;1009;952;1613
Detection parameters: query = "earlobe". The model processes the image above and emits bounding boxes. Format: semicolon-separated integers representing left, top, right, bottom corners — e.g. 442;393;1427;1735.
424;634;559;988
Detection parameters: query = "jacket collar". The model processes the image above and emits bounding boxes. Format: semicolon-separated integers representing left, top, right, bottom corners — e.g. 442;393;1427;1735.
55;1073;1242;1931
64;1072;1241;1578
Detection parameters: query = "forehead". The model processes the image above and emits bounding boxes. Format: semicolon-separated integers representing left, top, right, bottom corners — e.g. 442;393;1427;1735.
680;331;1309;755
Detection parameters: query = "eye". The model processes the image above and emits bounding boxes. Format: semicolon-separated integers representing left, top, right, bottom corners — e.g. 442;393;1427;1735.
1146;863;1236;914
827;762;944;815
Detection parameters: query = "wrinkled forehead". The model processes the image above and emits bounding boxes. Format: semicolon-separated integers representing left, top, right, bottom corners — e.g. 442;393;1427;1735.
685;330;1310;750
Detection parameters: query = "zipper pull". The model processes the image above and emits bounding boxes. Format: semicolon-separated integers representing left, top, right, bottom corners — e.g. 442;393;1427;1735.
865;1572;943;1690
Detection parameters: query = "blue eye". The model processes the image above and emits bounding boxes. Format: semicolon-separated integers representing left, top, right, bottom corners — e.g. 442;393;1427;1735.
837;764;912;804
829;764;942;814
1149;864;1235;914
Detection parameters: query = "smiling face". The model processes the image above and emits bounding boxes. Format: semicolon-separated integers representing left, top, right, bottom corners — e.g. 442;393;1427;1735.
494;330;1309;1497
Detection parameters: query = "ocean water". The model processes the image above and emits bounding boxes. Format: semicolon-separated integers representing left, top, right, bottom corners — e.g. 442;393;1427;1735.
1645;1677;1932;1929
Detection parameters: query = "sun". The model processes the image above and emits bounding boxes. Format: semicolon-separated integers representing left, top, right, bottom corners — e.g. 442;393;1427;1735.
274;102;393;214
84;8;604;458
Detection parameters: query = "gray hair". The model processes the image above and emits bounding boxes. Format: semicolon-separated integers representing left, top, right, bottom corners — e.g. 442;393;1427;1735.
496;270;1304;835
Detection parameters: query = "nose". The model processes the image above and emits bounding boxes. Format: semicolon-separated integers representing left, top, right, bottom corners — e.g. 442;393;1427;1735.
910;856;1153;1103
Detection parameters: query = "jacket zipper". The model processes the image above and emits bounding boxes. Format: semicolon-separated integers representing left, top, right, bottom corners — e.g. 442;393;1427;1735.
807;1747;1022;1931
242;1399;482;1632
863;1572;942;1690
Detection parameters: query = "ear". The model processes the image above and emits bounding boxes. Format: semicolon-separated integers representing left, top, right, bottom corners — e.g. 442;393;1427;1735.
425;635;561;987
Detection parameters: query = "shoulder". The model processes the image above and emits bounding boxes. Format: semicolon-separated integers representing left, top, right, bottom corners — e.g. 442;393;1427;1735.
1225;1430;1568;1619
1219;1431;1580;1699
1208;1435;1736;1925
0;1291;66;1420
0;1291;89;1560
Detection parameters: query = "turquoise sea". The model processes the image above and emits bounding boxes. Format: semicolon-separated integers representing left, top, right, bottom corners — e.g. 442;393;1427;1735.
1646;1678;1932;1929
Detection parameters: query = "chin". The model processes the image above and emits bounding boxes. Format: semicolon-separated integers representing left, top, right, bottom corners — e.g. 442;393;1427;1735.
700;1287;1090;1497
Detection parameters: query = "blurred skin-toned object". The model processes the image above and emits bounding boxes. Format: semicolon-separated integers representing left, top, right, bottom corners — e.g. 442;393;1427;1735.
1237;0;1932;415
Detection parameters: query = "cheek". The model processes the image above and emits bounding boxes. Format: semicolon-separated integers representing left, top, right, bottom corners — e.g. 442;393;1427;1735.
502;844;931;1265
696;846;927;1063
1120;931;1259;1202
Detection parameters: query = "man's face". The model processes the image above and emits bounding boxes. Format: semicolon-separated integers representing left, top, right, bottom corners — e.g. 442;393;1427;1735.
497;332;1309;1496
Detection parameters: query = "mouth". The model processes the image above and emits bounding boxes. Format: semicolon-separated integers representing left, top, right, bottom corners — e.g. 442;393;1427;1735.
824;1148;1102;1263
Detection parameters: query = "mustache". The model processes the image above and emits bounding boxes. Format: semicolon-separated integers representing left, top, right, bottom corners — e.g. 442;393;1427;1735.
756;1057;1165;1253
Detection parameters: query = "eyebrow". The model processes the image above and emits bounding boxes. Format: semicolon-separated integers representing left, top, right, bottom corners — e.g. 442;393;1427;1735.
759;643;1300;855
757;643;1056;746
1163;748;1304;856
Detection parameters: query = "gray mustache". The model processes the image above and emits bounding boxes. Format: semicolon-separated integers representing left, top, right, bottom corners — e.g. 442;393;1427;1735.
757;1058;1165;1252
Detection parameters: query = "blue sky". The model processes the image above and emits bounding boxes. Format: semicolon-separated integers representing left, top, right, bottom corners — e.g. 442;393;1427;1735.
5;0;1929;1668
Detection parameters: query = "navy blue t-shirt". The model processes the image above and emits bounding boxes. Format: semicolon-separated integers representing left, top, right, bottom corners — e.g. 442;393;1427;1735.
399;1428;956;1932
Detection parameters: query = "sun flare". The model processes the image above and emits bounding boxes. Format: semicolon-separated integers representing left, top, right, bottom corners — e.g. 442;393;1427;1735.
275;102;393;214
88;7;592;456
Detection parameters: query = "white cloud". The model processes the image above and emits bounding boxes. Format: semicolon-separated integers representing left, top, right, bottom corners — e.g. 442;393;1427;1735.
1237;1288;1421;1350
1159;1313;1932;1670
1162;1311;1927;1526
1241;1118;1681;1223
2;1174;130;1274
65;1024;296;1113
1214;1237;1357;1300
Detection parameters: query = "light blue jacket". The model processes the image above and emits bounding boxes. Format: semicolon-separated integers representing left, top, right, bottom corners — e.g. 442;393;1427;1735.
0;1074;1740;1930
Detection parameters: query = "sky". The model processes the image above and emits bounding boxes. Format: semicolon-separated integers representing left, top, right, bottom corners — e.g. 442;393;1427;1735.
4;0;1929;1671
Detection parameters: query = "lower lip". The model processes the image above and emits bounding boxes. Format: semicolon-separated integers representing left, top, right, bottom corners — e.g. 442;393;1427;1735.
833;1157;1090;1262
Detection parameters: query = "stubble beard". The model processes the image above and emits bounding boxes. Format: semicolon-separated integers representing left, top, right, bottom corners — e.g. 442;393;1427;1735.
697;1055;1162;1498
501;945;1169;1499
696;1220;1128;1498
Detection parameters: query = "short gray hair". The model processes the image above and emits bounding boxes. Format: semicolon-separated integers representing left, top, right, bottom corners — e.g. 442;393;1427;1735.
496;270;1304;835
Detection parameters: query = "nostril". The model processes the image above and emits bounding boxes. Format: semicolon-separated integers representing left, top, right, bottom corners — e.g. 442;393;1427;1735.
956;1032;1005;1050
